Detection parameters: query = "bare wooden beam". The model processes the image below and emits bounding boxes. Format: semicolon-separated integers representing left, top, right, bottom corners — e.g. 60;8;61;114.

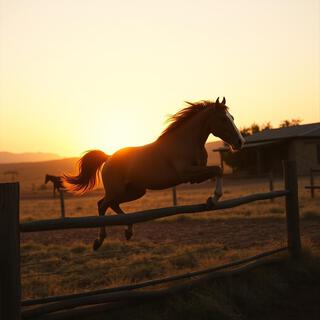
0;183;21;320
310;168;315;198
20;190;288;233
269;171;274;202
59;191;65;218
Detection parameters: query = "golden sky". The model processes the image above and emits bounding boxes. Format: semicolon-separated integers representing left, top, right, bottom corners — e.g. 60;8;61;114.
1;0;319;157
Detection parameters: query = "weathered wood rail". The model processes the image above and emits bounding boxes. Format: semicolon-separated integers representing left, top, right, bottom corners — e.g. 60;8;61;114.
305;168;320;198
20;190;288;232
0;161;301;320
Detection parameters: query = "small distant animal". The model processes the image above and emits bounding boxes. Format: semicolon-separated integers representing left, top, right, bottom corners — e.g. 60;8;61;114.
45;174;65;198
64;97;245;250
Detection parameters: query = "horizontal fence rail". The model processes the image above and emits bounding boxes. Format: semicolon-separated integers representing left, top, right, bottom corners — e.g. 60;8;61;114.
20;190;289;233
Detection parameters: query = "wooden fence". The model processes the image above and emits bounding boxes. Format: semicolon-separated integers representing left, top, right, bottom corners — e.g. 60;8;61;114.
305;168;320;198
171;170;276;207
0;161;301;320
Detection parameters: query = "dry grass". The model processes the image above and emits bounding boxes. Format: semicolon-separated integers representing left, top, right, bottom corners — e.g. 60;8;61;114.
20;176;320;301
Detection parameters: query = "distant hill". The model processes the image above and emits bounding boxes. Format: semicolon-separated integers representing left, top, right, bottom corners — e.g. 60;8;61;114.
0;157;78;192
0;141;229;193
0;152;61;164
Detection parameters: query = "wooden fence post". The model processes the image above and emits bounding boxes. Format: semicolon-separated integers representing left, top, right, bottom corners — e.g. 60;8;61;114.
172;187;177;206
0;183;21;320
283;161;301;259
269;171;274;202
59;190;65;218
310;169;314;198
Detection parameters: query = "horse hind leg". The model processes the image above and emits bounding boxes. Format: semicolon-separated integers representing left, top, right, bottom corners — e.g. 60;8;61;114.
93;197;109;251
110;186;146;240
110;203;134;240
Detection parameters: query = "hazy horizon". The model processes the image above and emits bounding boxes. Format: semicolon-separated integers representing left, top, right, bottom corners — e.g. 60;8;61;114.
1;0;319;157
1;118;319;159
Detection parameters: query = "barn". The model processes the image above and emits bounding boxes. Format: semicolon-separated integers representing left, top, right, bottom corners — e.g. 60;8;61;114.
214;122;320;176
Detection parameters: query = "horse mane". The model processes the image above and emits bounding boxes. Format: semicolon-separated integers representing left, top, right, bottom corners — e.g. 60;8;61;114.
159;100;228;138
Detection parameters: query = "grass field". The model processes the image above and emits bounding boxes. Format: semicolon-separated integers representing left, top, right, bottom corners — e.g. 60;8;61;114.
20;175;320;306
82;250;320;320
21;248;320;320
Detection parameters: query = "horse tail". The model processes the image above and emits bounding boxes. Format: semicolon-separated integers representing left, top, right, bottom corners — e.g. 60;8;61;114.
63;150;109;194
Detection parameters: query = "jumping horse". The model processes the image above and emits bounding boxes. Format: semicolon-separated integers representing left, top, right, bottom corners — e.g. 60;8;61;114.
64;97;245;250
45;174;65;198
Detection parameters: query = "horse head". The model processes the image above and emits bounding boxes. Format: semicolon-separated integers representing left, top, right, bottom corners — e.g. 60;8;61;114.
44;174;50;184
209;97;245;151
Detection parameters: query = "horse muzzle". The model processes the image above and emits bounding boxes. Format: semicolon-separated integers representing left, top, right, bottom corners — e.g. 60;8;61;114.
231;138;245;151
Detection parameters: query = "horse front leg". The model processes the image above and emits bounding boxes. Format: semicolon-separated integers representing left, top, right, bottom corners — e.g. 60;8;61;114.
177;165;223;207
205;169;224;209
211;176;223;203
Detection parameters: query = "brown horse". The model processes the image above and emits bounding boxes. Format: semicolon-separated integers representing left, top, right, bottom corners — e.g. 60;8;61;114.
64;98;245;250
45;174;65;198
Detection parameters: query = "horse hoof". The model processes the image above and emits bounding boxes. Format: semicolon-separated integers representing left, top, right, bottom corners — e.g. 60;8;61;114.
125;230;133;241
206;197;213;209
214;192;222;201
93;239;101;251
206;197;217;209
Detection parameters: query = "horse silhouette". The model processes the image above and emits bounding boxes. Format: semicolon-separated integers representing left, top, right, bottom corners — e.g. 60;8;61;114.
45;174;65;198
64;98;245;250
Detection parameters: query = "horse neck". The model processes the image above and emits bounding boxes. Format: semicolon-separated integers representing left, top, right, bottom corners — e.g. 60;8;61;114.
168;109;212;148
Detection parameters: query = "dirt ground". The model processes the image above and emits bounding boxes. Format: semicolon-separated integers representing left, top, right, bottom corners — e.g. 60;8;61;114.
20;215;320;250
20;176;320;249
19;177;320;299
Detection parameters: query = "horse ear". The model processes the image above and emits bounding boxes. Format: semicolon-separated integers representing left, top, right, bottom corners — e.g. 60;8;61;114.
222;97;226;105
215;97;220;104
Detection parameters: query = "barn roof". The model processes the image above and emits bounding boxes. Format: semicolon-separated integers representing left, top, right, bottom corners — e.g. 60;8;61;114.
245;122;320;143
213;122;320;152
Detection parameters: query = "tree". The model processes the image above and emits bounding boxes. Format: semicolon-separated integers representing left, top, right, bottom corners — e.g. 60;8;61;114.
262;122;272;130
279;119;302;128
239;122;272;137
250;123;260;134
240;127;251;137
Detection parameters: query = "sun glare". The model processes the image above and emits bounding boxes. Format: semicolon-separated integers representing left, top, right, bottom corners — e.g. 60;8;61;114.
84;109;153;155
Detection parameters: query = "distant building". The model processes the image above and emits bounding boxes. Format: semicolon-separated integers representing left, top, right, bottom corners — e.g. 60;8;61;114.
213;122;320;176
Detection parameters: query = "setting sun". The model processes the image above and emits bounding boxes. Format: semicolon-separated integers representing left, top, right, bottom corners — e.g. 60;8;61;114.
83;108;158;154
